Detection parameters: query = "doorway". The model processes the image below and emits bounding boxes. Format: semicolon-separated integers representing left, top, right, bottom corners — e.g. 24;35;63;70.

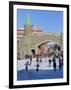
31;49;35;56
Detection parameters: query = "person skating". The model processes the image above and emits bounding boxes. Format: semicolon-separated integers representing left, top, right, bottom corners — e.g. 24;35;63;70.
29;55;32;65
59;56;62;70
36;63;40;72
53;55;56;71
36;55;40;71
49;59;52;67
25;61;29;72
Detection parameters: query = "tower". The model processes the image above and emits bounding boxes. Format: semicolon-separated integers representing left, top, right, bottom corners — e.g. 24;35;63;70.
24;14;32;36
24;14;33;55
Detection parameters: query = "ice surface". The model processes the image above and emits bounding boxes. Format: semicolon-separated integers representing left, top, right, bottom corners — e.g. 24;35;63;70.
17;57;59;70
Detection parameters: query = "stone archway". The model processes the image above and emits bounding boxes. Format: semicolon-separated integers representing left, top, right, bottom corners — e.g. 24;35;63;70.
35;40;61;55
35;40;50;55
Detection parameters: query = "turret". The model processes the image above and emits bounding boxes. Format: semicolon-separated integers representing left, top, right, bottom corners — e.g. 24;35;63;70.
24;14;33;36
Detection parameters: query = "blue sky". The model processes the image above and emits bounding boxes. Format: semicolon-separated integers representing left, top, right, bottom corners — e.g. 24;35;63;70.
17;9;63;32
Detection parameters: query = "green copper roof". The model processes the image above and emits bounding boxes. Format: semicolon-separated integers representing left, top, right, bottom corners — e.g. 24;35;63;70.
25;14;32;25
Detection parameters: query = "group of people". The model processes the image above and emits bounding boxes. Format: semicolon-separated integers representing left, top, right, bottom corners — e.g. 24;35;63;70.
24;51;63;72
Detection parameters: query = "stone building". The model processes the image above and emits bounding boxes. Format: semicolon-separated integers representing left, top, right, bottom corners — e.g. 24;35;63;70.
17;15;63;59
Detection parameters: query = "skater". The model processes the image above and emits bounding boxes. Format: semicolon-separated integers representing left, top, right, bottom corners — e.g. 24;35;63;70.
29;55;32;65
36;63;40;72
40;58;42;63
36;55;39;63
53;55;56;71
49;58;52;67
61;54;63;66
61;56;63;66
25;61;29;72
36;55;40;71
59;56;62;70
40;54;42;63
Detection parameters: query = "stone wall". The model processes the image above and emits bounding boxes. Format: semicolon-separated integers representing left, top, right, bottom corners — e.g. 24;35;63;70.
17;32;63;59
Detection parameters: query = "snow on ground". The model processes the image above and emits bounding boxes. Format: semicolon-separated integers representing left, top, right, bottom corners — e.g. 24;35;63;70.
17;57;59;70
